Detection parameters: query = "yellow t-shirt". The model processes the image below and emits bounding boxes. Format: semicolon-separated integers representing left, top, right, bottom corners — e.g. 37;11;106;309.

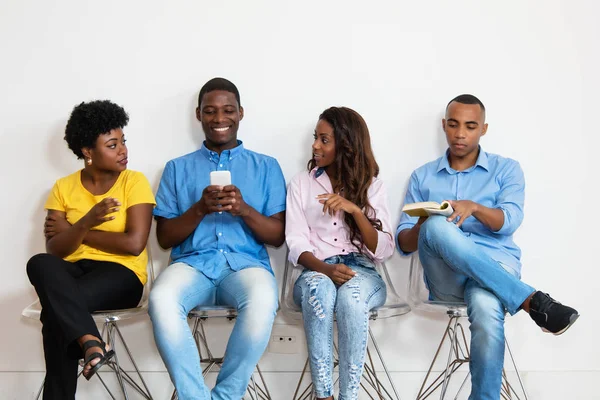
44;169;156;284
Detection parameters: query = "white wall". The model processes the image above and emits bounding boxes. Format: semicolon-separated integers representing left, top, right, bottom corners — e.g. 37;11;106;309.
1;1;598;398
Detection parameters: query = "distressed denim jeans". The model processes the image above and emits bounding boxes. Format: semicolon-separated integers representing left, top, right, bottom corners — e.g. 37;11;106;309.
293;253;386;400
418;216;535;400
148;262;278;400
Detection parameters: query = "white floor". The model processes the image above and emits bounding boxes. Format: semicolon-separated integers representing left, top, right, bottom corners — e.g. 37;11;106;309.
2;370;598;400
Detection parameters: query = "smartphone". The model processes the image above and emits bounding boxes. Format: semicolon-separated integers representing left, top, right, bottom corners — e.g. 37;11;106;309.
210;170;231;186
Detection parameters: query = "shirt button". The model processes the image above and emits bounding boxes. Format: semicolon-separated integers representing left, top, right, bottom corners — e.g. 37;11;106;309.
218;232;222;236
219;249;223;253
333;222;337;226
224;251;228;254
219;164;223;167
334;238;337;241
219;211;223;214
342;249;346;252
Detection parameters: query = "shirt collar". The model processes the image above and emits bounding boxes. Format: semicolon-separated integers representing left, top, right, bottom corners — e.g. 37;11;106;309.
437;146;489;173
199;140;245;162
314;167;326;178
312;167;335;192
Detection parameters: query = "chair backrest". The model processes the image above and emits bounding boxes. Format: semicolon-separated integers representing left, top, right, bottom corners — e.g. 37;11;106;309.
280;248;410;321
137;245;157;308
408;253;466;315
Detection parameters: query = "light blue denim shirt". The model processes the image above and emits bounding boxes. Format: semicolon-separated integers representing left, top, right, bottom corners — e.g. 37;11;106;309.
396;147;525;274
154;141;286;278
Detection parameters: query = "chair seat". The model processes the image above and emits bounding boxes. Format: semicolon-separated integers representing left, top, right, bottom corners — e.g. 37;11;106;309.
412;300;468;317
408;254;469;317
22;300;150;323
189;305;238;319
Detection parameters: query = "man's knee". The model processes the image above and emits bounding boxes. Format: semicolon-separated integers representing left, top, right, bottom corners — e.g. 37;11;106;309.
235;268;277;314
148;282;184;321
419;215;454;244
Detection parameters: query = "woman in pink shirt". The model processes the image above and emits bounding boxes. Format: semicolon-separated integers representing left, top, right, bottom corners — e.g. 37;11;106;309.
285;107;395;400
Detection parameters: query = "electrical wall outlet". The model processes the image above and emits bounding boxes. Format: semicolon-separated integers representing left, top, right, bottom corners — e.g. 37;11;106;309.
268;334;299;354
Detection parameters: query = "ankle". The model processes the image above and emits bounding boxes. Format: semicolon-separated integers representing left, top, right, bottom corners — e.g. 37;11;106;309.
520;291;536;313
77;334;99;348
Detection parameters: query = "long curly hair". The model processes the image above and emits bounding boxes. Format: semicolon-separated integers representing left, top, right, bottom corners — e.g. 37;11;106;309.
307;107;383;252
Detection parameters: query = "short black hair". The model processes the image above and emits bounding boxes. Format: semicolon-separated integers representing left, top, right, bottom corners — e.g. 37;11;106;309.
64;100;129;159
198;77;241;108
446;94;486;113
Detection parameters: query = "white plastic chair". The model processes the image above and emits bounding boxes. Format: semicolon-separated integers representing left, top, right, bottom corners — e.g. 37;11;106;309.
408;253;529;400
22;248;156;400
281;250;410;400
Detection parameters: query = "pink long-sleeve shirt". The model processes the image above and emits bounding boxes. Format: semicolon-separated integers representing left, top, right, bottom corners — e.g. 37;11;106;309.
285;168;395;266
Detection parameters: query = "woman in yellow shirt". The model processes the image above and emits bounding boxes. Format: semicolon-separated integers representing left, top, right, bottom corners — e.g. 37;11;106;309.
26;100;156;399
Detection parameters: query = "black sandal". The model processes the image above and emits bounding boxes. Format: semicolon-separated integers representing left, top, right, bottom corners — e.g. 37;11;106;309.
82;339;114;380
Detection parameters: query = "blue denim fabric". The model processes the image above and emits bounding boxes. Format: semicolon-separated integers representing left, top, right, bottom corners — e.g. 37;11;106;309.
153;141;287;279
293;253;386;400
418;216;535;400
148;262;277;400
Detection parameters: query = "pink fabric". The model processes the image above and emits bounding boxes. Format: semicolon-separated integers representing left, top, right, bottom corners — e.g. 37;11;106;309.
285;168;394;266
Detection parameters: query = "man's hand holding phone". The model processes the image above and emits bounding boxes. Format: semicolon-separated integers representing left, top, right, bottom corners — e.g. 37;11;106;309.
197;171;250;216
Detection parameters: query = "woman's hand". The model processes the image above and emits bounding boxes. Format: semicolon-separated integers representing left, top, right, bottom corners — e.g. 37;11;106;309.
325;263;356;285
82;197;121;229
44;214;72;238
317;193;360;217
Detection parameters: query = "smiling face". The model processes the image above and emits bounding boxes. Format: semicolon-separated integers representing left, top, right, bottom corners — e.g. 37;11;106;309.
82;128;128;172
443;101;488;162
312;119;336;169
196;90;244;152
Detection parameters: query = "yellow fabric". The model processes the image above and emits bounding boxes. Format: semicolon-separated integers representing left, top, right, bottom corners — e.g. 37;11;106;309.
44;169;156;284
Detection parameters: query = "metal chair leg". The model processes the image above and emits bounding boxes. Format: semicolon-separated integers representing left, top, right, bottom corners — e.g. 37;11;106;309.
34;379;44;400
416;315;470;400
417;315;528;400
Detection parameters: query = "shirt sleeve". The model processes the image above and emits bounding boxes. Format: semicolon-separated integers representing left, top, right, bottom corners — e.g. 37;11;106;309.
494;160;525;235
362;178;395;262
126;172;156;208
285;175;317;266
153;160;180;219
395;171;424;255
44;181;65;212
261;158;287;217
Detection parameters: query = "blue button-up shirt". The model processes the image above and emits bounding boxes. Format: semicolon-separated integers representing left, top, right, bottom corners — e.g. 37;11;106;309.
396;148;525;274
154;141;287;278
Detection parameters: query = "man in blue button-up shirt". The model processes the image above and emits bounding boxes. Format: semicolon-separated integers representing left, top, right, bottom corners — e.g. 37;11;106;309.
148;78;286;400
397;94;578;400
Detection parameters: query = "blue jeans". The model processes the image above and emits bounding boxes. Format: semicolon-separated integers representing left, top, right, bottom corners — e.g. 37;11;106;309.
148;262;278;400
293;253;387;400
418;216;535;400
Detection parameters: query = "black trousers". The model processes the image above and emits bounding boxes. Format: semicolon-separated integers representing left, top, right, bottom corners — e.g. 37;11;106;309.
27;253;143;400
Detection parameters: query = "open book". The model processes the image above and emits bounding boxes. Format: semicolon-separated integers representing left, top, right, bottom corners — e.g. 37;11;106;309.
402;201;454;217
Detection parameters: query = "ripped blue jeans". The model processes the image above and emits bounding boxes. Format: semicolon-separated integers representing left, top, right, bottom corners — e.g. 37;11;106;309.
293;253;386;400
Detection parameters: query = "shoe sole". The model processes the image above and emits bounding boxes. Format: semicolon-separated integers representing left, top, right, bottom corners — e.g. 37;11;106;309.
542;313;580;336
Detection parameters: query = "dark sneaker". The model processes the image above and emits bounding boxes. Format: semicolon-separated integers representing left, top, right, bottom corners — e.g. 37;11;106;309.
529;291;579;335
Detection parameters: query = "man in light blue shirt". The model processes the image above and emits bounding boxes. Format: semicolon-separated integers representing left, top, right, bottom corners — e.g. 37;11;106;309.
148;78;286;400
397;94;579;400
